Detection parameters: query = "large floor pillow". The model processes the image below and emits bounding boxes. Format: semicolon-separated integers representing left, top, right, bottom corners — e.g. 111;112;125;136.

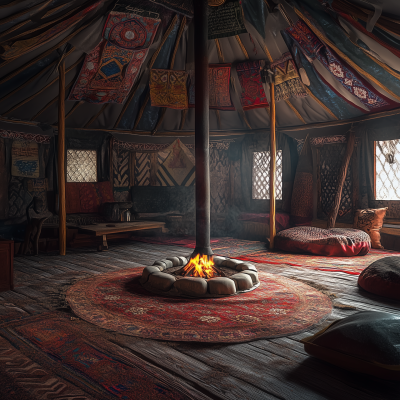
275;226;371;257
358;257;400;300
301;311;400;380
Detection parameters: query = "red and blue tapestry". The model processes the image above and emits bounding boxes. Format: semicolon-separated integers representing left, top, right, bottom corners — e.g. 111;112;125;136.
285;19;399;112
69;11;160;104
236;60;269;110
188;64;235;110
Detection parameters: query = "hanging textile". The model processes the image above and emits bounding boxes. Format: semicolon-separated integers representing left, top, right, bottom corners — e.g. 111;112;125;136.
149;69;188;109
236;60;269;110
157;139;195;186
271;52;308;102
69;10;160;104
285;19;399;112
208;0;247;40
188;64;235;110
11;141;40;178
1;1;104;60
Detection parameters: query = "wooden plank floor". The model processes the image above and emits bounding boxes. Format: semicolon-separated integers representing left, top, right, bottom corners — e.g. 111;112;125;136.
3;240;400;400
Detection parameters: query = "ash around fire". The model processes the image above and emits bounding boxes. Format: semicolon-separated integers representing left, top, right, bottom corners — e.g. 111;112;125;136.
165;265;238;280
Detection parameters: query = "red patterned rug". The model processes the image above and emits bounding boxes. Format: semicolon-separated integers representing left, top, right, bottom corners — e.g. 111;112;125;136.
66;268;332;343
0;313;202;400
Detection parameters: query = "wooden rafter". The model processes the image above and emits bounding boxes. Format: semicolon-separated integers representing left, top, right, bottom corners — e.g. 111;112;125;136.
65;100;84;120
285;99;306;124
84;103;109;128
133;92;150;131
0;0;52;26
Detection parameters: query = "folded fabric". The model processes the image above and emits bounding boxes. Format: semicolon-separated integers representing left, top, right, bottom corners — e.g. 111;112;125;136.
69;11;160;104
150;69;188;109
271;52;308;102
188;64;235;110
236;61;269;110
285;19;398;112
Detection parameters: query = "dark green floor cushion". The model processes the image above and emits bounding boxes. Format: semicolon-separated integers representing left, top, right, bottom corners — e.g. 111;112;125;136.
358;257;400;300
301;312;400;380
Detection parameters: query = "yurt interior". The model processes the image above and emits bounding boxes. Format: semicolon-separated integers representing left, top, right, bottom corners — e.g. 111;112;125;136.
1;0;400;398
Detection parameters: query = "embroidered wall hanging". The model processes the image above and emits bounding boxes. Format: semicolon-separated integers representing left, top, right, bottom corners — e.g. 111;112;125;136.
188;64;235;110
208;0;247;39
285;20;398;112
157;139;195;186
69;11;160;104
150;69;188;109
11;141;40;178
236;60;269;110
1;1;104;60
271;53;307;102
0;130;51;144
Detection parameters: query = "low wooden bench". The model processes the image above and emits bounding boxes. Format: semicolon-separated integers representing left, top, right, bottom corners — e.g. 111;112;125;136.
78;221;166;251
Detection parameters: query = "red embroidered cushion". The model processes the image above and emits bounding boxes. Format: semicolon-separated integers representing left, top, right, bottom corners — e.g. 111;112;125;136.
96;181;115;203
65;183;81;214
79;183;101;213
275;226;371;257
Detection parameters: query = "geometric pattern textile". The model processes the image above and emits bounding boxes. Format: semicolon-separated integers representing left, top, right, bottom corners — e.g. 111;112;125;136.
0;313;197;400
69;11;160;104
113;148;130;188
66;149;97;182
353;207;387;249
210;148;230;213
11;141;39;178
188;64;235;110
376;140;400;200
208;0;247;39
0;130;51;144
134;152;151;186
66;268;332;342
8;177;33;218
236;61;269;110
252;150;283;200
150;69;188;109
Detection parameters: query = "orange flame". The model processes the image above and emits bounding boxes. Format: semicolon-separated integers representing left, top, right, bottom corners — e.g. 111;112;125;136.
181;254;220;279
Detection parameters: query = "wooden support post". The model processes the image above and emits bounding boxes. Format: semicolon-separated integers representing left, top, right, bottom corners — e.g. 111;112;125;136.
327;128;356;229
58;58;66;256
269;76;276;249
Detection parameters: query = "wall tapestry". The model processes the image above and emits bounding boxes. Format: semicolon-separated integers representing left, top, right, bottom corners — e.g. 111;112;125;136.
210;147;230;214
69;11;160;104
8;177;33;219
271;52;308;103
113;148;130;188
157;139;195;186
208;0;247;39
150;69;188;109
236;60;269;110
285;19;398;112
188;64;235;110
0;130;51;144
134;152;151;186
11;141;40;178
0;1;104;60
27;178;48;214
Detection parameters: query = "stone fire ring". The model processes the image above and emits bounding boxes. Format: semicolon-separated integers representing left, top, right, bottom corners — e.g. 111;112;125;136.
140;255;260;298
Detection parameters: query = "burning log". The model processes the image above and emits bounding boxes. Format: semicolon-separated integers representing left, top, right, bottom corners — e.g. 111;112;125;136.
177;254;225;279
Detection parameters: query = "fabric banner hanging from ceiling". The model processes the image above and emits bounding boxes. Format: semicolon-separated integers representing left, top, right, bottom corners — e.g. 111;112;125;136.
68;10;160;104
208;0;247;39
150;69;188;109
11;141;40;178
188;64;235;110
1;1;104;60
271;53;308;103
236;60;269;110
157;139;195;186
285;19;399;112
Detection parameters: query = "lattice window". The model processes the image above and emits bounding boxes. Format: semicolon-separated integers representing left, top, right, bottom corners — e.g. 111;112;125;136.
67;150;97;182
376;140;400;200
252;151;283;200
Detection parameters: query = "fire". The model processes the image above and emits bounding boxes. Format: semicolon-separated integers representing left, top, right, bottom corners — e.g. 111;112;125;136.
180;254;224;279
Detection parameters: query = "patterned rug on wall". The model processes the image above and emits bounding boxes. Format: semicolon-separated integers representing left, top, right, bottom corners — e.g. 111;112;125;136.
66;268;332;343
0;313;203;400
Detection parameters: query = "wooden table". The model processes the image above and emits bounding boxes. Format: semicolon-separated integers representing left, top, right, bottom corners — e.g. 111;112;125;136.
78;221;166;251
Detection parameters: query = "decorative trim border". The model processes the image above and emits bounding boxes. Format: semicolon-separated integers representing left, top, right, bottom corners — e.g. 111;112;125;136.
0;129;51;144
114;139;234;151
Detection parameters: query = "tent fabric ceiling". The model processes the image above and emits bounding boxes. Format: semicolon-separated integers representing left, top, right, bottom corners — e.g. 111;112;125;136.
0;0;400;138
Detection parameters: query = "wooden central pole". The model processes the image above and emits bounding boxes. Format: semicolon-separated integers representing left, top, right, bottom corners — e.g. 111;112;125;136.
58;58;66;256
193;0;212;256
269;75;277;249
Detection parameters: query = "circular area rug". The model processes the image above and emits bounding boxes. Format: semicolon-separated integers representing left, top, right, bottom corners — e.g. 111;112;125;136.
66;268;332;343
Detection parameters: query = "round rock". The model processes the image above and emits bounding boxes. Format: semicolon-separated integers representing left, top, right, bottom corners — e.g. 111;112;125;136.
230;273;253;291
208;277;236;295
174;277;208;297
213;256;226;266
166;257;180;267
178;256;187;266
141;266;161;283
241;270;259;284
221;259;242;269
236;262;257;272
148;272;176;291
153;260;167;271
160;259;173;269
